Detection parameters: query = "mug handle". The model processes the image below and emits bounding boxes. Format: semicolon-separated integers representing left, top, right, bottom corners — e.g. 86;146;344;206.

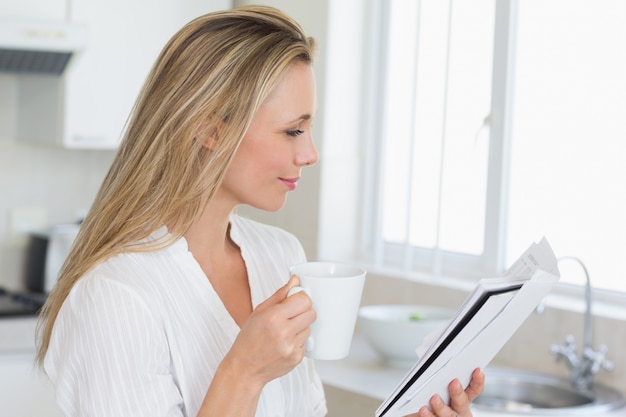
287;286;315;352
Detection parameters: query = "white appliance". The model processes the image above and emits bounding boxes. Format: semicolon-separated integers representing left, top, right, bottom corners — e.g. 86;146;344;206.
44;223;80;292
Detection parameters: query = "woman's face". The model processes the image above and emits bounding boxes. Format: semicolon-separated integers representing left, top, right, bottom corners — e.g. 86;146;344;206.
220;62;318;211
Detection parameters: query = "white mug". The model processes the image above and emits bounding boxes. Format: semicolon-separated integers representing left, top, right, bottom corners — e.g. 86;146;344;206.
288;261;366;360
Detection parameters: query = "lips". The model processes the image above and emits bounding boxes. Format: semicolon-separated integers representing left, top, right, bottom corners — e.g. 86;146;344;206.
280;177;299;190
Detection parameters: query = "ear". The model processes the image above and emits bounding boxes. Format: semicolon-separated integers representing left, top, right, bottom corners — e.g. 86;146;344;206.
195;118;220;150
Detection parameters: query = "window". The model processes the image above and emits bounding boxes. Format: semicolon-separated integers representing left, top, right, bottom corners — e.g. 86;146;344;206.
368;0;626;293
506;0;626;292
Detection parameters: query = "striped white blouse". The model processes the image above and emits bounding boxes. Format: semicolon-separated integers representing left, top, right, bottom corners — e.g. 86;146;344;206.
44;214;327;417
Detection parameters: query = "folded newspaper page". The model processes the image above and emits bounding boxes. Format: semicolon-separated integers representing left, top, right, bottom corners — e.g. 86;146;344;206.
376;238;560;417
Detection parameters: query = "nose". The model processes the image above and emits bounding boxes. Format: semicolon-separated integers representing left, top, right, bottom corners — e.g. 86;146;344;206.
296;135;319;166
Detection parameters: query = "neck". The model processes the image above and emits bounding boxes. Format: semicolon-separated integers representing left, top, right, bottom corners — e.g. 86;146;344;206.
185;201;235;255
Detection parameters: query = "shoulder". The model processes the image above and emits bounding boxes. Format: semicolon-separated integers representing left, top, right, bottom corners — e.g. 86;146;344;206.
67;234;191;311
65;253;165;319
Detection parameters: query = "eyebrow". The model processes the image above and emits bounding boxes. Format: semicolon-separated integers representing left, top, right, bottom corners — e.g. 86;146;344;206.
276;113;314;128
289;114;313;123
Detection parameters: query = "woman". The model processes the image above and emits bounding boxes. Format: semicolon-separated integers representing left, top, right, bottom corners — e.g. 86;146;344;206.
36;6;483;417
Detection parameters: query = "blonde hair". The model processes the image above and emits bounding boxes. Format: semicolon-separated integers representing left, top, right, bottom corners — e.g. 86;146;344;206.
36;5;316;365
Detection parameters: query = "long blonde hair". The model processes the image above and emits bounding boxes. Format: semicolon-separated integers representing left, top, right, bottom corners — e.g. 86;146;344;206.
36;5;316;365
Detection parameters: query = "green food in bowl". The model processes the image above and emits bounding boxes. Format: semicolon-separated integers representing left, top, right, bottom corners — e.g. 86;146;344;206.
409;312;423;321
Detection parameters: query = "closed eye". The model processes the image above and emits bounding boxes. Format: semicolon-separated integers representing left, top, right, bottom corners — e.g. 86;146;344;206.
286;129;305;137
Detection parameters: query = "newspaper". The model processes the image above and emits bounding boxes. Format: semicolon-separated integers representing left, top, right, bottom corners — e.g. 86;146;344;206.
376;238;560;417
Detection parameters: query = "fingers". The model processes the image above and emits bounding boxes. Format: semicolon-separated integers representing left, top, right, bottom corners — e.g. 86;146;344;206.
252;274;315;340
415;369;485;417
280;275;317;323
447;378;470;415
279;274;302;300
416;394;459;417
284;274;301;294
464;368;485;402
254;275;301;313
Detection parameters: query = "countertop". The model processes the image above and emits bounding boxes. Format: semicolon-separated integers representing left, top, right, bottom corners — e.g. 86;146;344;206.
316;333;626;417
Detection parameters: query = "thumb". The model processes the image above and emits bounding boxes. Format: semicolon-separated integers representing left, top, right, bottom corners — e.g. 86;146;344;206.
255;275;301;313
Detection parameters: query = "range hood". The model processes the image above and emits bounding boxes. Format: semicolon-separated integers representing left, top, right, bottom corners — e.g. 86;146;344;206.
0;18;87;75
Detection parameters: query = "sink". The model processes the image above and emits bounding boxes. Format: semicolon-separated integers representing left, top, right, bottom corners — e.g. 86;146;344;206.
473;367;625;415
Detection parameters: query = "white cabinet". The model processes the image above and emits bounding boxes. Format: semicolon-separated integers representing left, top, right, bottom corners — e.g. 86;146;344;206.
15;0;232;149
0;317;62;417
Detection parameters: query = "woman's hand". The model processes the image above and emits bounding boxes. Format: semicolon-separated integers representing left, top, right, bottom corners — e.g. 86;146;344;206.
198;275;315;416
406;368;485;417
224;275;316;385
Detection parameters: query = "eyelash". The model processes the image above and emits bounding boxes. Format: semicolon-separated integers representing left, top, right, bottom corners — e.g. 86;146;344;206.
286;129;305;137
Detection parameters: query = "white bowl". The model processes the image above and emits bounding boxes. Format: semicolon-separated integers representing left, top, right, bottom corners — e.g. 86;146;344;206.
358;304;454;368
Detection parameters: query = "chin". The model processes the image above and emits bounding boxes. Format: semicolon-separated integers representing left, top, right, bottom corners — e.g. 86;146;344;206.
250;196;288;212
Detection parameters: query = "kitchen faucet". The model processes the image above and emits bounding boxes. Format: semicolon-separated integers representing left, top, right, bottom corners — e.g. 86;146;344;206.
550;256;614;391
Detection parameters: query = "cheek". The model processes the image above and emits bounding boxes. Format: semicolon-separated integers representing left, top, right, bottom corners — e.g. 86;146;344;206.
261;150;287;173
241;142;285;174
228;144;278;183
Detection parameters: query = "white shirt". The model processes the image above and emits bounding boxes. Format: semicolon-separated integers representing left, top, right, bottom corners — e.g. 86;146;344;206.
44;214;327;417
